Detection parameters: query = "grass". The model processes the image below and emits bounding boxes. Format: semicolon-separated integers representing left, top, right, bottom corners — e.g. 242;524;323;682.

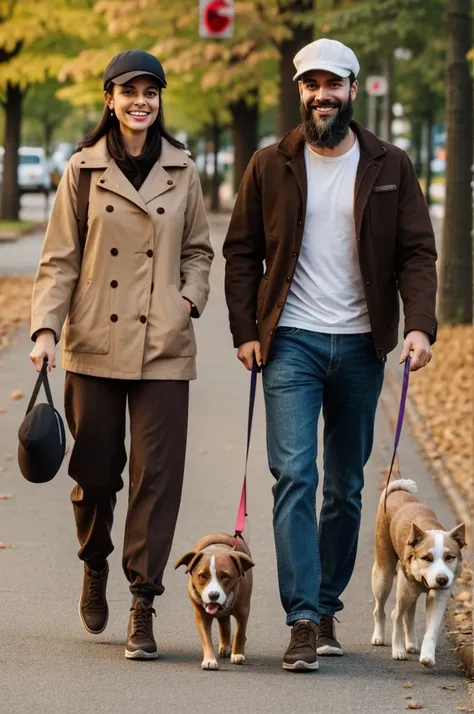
0;220;38;237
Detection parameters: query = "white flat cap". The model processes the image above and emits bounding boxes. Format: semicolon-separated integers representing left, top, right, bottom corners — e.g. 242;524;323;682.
293;38;360;81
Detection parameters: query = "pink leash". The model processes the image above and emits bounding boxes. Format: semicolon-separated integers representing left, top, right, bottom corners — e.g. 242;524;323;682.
233;362;259;544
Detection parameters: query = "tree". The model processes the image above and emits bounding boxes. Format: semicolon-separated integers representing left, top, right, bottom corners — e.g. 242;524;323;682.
438;0;473;324
0;0;101;220
23;80;74;153
275;0;313;137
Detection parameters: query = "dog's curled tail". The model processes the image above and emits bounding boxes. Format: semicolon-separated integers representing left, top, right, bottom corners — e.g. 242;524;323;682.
380;478;417;505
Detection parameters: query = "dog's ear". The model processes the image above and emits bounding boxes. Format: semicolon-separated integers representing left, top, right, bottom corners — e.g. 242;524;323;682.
449;524;466;549
174;551;203;574
407;523;425;548
230;552;255;577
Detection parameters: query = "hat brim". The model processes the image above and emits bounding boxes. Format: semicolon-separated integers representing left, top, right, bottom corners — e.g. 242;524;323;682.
108;70;167;89
293;63;352;81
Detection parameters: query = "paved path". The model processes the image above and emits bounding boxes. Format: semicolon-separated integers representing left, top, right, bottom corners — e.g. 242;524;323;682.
0;214;469;713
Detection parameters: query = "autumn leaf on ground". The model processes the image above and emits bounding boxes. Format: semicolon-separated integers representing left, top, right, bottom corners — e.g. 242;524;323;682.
440;685;456;691
0;406;6;413
403;683;413;689
406;703;423;710
10;389;24;400
0;542;15;548
0;493;13;499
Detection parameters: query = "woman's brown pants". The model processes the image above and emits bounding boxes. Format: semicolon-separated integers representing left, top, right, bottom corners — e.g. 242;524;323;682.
64;372;189;597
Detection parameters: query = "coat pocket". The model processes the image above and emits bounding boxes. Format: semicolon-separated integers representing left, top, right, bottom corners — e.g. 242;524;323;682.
155;285;196;358
65;281;110;355
368;191;398;239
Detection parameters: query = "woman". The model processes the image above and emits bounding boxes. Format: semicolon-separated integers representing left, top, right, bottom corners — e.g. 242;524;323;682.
29;50;213;660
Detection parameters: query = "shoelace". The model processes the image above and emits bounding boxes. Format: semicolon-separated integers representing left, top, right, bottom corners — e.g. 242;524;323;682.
318;615;339;640
131;603;156;637
292;622;315;646
87;571;105;610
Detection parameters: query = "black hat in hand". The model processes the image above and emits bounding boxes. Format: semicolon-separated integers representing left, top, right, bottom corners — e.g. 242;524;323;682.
18;359;66;484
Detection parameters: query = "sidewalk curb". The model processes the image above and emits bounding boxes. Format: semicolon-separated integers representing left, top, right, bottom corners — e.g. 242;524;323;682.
0;221;46;242
383;367;473;680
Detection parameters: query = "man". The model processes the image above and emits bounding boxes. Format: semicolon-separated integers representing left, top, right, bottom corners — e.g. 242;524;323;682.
223;38;437;672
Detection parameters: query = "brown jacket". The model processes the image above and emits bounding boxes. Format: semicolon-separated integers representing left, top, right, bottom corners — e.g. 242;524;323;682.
31;136;213;380
223;122;437;364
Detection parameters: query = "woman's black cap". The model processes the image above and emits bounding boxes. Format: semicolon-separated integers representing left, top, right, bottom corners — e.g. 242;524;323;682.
103;50;167;90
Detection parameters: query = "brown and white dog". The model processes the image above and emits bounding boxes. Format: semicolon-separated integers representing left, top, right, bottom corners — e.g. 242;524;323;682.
175;533;254;670
371;479;466;668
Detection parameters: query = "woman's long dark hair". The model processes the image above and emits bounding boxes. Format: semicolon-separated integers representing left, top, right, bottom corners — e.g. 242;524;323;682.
77;80;185;186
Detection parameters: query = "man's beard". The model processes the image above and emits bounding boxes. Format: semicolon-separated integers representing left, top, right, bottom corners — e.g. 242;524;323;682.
300;93;354;149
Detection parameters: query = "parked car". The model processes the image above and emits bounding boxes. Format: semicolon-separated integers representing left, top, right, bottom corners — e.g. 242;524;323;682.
0;146;52;194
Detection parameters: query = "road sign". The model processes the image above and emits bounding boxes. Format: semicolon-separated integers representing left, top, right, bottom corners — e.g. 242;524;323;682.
365;75;388;97
199;0;234;39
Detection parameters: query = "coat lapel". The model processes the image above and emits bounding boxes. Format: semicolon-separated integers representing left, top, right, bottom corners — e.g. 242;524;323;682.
79;136;190;211
98;162;148;212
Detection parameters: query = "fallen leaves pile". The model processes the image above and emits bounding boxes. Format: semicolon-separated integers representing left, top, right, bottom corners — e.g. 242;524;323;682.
0;276;34;351
409;325;473;506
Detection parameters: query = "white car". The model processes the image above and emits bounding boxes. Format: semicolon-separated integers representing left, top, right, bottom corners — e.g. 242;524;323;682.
0;146;52;194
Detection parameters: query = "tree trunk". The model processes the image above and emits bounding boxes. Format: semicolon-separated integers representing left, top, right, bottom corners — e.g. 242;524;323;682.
1;83;23;221
277;0;313;138
229;90;259;194
412;120;423;177
381;54;393;142
210;120;221;213
44;120;55;156
424;112;434;207
438;0;473;324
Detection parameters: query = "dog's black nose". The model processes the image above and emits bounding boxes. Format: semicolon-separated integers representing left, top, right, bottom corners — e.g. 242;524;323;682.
436;575;449;587
208;591;220;602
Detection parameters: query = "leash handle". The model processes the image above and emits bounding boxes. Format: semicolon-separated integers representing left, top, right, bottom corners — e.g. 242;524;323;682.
383;355;411;512
26;357;54;415
234;361;259;536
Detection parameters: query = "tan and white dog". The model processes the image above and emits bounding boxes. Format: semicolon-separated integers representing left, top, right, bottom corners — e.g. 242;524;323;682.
371;479;466;668
175;533;254;670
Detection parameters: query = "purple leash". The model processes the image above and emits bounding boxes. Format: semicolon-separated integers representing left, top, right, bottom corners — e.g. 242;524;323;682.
383;354;411;513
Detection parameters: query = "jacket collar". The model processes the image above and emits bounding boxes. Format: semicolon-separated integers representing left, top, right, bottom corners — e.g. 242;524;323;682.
276;120;387;161
78;135;189;211
78;134;189;169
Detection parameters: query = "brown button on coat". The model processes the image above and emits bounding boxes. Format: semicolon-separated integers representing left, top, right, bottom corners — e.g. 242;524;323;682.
223;122;438;364
31;136;214;380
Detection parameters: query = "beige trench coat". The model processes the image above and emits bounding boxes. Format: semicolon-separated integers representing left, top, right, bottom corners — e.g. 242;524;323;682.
31;136;213;380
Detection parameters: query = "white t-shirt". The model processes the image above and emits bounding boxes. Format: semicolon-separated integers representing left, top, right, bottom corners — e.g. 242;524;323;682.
279;138;370;334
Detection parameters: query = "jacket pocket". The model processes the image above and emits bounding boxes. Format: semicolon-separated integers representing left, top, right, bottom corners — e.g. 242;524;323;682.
155;285;196;359
369;192;398;239
65;281;110;355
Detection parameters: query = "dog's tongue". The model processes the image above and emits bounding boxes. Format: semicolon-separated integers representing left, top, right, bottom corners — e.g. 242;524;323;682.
205;603;220;615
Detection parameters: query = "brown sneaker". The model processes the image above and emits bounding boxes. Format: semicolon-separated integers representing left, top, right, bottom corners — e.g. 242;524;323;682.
282;620;319;671
125;599;159;660
78;562;109;634
317;615;343;656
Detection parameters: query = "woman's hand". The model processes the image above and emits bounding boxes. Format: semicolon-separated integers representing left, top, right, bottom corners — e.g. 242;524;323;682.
29;329;56;372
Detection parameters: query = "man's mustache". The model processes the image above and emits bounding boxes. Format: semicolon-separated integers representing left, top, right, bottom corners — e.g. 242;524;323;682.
309;100;342;110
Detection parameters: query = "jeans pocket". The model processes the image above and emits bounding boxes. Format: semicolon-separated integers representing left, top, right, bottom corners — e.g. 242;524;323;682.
358;332;374;344
276;326;300;336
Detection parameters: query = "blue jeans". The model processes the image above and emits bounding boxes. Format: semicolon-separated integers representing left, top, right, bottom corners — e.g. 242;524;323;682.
262;328;385;626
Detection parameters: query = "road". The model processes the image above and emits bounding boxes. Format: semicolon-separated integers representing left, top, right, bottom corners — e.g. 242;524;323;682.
0;211;469;714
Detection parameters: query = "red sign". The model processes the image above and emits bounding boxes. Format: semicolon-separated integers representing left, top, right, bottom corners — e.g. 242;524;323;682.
199;0;234;38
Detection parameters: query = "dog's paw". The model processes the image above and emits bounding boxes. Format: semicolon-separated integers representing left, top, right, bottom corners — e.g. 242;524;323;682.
371;634;385;646
218;646;231;658
420;654;435;668
201;658;219;670
392;649;408;661
406;644;419;654
231;653;245;665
